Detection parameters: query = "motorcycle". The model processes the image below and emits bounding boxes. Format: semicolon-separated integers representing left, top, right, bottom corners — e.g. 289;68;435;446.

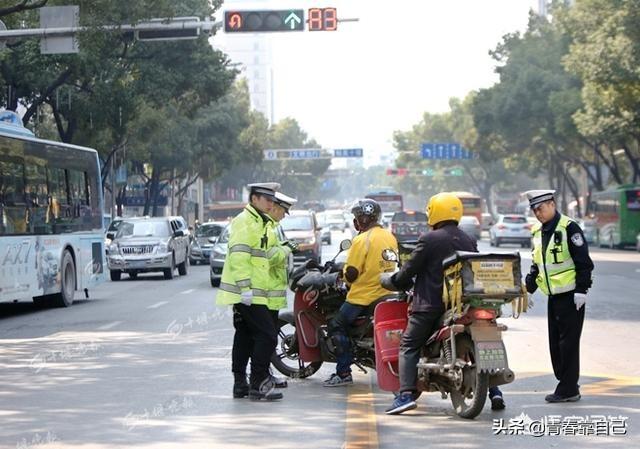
271;239;405;379
378;245;521;419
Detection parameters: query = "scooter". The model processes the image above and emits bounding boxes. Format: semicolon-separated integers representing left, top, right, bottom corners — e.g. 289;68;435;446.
376;247;520;419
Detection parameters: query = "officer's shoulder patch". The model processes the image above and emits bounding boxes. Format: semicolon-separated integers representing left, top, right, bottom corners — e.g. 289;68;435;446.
570;233;584;247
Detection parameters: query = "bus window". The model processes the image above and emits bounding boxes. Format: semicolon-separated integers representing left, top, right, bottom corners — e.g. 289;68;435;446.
25;163;51;235
0;159;28;234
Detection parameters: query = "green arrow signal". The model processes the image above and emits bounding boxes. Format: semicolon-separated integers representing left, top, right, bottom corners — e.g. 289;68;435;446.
284;11;302;29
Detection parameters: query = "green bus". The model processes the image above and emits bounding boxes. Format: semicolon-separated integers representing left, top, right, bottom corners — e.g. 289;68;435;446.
589;184;640;248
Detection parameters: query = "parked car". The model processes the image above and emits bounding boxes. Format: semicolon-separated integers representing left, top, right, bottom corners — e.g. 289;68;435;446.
107;216;190;281
280;210;322;265
190;221;227;265
459;215;481;241
390;210;428;242
315;212;332;245
210;224;292;287
481;213;495;231
489;214;532;248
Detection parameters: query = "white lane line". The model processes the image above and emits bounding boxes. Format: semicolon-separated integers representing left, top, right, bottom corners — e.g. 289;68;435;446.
181;289;195;295
97;321;123;330
147;301;169;309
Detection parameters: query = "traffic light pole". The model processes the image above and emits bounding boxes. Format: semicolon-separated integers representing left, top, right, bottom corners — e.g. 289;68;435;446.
0;16;219;41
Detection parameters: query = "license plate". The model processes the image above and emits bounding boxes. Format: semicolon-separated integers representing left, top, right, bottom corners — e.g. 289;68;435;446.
475;341;508;371
128;261;146;269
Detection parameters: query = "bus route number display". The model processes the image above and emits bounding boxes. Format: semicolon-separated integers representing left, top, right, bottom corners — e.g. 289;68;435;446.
308;8;338;31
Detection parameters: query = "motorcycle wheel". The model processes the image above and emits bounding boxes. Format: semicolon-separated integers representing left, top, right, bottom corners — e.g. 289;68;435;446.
271;318;323;379
449;335;489;419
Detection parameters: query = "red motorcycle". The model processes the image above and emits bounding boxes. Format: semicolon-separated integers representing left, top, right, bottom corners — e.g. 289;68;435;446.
271;240;406;379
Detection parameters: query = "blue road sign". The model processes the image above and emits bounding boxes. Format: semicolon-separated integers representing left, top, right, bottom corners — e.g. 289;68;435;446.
333;148;363;158
421;142;475;160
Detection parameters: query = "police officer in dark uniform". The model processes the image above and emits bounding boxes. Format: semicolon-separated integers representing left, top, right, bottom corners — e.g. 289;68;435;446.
525;190;594;403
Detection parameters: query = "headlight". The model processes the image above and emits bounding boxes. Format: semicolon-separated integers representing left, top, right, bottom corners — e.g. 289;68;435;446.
158;242;169;253
108;243;118;254
304;236;316;245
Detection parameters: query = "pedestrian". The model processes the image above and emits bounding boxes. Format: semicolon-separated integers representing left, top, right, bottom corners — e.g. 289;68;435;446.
216;182;293;401
524;190;594;403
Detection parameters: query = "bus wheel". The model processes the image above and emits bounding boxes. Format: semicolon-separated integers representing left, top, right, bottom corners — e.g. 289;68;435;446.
54;250;76;307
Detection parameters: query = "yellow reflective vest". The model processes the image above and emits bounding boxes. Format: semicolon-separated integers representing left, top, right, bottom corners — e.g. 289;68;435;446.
216;205;288;307
266;219;291;311
532;214;577;296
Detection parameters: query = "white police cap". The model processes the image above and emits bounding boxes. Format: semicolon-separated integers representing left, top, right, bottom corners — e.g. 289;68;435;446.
274;191;297;213
525;189;556;208
247;182;280;198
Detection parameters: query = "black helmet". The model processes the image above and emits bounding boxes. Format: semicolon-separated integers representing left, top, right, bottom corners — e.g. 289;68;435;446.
351;199;381;222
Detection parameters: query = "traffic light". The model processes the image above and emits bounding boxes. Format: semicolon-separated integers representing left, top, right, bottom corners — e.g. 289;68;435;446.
224;10;304;33
386;168;408;176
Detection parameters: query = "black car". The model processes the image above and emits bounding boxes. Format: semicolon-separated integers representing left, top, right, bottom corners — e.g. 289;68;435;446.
390;210;428;242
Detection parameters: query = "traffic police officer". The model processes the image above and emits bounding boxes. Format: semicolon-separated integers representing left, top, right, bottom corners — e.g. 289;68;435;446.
217;182;295;401
525;189;594;403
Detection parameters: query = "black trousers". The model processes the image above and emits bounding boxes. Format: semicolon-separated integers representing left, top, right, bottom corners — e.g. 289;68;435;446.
231;304;278;388
398;310;443;393
548;292;585;397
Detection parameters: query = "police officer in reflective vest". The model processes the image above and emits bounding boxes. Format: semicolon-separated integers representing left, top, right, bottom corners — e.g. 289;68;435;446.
525;190;594;403
217;183;296;401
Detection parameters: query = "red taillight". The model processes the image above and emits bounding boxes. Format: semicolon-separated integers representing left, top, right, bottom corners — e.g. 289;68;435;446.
524;224;532;230
497;224;507;230
471;309;496;320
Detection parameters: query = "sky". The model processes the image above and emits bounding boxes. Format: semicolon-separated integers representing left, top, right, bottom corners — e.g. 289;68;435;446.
217;0;540;166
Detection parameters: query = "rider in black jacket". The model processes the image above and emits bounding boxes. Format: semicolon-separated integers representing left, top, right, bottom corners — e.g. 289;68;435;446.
383;192;505;415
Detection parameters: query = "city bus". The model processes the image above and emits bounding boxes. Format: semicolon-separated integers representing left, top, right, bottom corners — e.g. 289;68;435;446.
0;112;106;307
365;190;403;213
205;201;246;221
452;191;483;222
589;184;640;248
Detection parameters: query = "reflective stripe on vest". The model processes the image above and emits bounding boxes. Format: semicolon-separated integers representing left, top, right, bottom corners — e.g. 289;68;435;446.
532;214;577;296
219;282;285;298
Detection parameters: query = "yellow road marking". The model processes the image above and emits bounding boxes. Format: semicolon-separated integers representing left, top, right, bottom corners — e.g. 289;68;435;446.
344;373;379;449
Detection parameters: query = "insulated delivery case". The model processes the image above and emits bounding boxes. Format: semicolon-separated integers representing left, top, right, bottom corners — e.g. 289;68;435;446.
442;251;528;314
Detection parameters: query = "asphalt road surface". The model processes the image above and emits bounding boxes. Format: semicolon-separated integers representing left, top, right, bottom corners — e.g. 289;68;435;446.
1;230;638;449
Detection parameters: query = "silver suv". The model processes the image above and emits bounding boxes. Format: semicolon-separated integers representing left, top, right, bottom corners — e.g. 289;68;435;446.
107;216;190;281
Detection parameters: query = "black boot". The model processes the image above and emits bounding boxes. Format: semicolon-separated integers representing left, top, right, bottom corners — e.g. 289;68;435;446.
233;373;249;399
248;377;283;401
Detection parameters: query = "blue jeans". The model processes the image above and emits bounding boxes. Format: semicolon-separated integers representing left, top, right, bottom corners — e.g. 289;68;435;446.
489;386;503;399
329;302;367;376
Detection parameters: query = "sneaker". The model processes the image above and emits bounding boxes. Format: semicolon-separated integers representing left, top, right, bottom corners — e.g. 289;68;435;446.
323;373;353;387
544;393;581;403
385;392;417;415
490;394;506;410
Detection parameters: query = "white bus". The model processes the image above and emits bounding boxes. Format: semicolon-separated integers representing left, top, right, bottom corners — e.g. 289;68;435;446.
0;112;106;307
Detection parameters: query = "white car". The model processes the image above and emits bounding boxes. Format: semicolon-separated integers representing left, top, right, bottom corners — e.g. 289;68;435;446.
489;214;532;248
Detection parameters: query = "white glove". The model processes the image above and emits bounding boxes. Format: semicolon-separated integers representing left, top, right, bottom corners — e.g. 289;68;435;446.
574;293;586;310
240;290;253;305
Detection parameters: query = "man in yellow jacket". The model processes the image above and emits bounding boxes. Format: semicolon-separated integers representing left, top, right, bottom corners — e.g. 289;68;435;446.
324;199;398;387
217;183;296;401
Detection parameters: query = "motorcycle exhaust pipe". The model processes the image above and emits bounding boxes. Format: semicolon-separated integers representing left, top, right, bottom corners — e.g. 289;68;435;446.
502;368;515;384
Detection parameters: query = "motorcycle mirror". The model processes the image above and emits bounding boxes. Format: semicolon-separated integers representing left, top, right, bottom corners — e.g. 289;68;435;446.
339;239;352;251
381;249;399;262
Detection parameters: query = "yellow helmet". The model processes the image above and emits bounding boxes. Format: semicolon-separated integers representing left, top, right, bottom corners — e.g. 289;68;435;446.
426;192;463;226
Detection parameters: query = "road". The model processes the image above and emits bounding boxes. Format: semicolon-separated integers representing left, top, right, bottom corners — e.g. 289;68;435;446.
0;231;638;449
